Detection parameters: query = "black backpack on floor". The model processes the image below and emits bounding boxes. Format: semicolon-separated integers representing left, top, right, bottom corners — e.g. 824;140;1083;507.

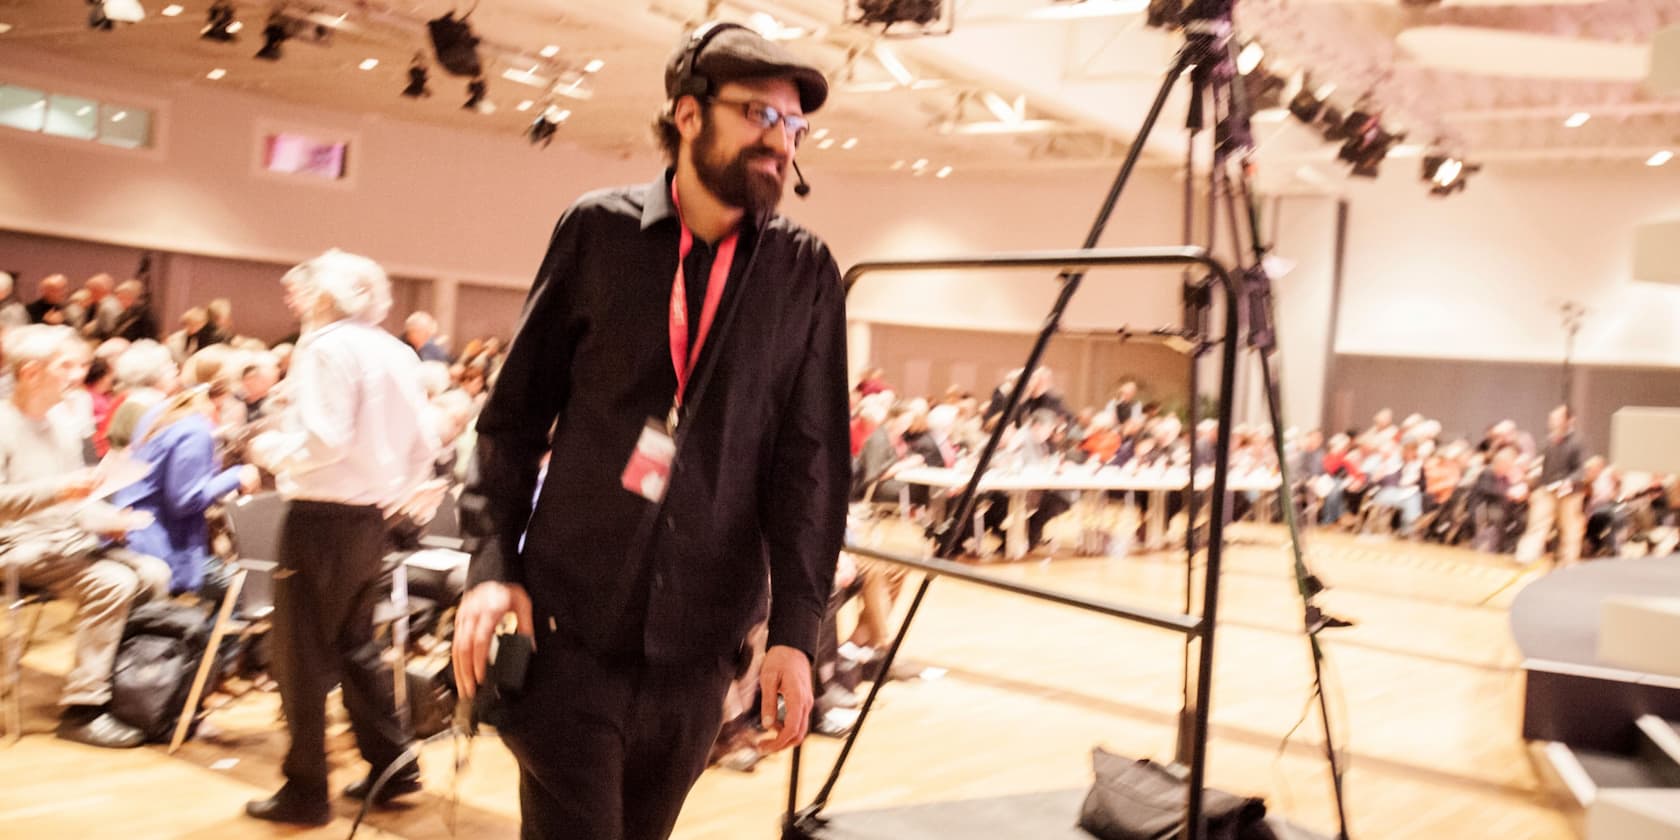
110;602;214;742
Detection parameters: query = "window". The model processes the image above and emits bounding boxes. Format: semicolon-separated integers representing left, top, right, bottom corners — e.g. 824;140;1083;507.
0;82;154;149
262;132;349;181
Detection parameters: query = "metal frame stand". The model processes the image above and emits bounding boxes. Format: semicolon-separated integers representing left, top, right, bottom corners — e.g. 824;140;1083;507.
782;5;1353;839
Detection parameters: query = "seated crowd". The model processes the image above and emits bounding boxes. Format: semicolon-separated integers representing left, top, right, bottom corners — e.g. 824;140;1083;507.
845;369;1678;566
0;268;503;749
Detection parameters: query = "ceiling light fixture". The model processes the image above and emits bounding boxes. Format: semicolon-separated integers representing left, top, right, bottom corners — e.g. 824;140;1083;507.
935;165;953;178
111;111;128;122
516;100;533;111
1650;150;1674;167
206;67;227;80
502;66;549;88
538;44;559;58
0;23;12;34
1236;41;1264;76
359;57;379;70
841;137;858;150
1026;0;1148;20
88;0;145;30
911;158;928;170
873;43;915;87
161;4;184;17
1564;111;1590;128
583;59;604;74
890;159;905;170
818;138;835;150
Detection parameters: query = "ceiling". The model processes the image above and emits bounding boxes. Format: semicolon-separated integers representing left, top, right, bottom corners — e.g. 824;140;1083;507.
1;0;1678;187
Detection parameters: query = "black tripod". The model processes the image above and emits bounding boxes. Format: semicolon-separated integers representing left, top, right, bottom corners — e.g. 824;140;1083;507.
786;3;1352;837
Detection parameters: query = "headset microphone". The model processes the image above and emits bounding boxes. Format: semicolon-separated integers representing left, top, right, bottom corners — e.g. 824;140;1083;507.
792;160;811;198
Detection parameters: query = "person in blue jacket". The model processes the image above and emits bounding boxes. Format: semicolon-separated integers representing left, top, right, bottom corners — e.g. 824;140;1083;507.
115;385;258;595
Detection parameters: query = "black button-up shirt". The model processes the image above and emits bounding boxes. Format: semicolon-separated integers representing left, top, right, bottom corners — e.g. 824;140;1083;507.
462;170;850;664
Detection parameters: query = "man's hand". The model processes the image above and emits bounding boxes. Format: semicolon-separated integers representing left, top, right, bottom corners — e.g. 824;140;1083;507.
56;470;99;503
758;645;813;753
451;581;534;699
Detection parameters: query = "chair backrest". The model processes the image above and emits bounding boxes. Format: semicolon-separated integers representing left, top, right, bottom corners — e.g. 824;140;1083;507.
226;492;286;565
427;489;460;540
225;492;287;618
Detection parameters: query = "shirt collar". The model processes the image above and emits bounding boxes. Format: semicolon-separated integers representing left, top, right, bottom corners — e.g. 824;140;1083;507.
639;167;771;236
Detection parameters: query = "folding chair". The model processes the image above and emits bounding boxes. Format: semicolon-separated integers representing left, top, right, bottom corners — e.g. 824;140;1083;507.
169;491;284;753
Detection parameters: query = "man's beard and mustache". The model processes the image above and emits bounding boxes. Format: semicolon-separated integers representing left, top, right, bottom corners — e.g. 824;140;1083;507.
693;114;787;213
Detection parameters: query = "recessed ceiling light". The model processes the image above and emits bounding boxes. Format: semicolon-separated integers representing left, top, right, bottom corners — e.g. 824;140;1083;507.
1649;150;1674;167
841;137;858;150
889;159;904;170
0;23;12;34
817;137;834;150
583;59;604;74
75;106;92;117
161;4;184;16
1564;111;1590;128
359;58;379;71
910;158;928;170
226;20;241;33
516;99;534;111
206;67;226;80
111;111;128;122
539;44;559;58
811;127;829;141
935;166;953;178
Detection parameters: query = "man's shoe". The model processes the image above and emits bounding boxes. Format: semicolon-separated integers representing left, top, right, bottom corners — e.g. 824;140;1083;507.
56;706;144;749
344;771;423;805
245;789;331;826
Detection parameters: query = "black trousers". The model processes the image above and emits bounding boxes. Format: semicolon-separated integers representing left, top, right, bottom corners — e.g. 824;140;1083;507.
271;500;409;799
497;638;735;840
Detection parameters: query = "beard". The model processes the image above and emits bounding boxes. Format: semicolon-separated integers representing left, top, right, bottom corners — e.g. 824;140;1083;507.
693;114;786;213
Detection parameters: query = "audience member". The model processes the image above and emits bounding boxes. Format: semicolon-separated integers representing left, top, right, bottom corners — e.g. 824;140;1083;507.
0;324;172;748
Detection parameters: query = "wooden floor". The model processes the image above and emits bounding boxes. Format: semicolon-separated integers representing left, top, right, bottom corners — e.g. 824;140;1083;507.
0;522;1578;839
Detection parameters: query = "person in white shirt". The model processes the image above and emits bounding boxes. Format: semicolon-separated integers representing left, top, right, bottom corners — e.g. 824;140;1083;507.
245;250;440;825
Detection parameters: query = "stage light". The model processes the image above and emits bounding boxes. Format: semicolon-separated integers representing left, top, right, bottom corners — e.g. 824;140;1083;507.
1422;152;1478;195
1288;82;1327;124
852;0;945;27
428;12;481;78
401;58;431;98
463;77;487;110
200;0;237;39
255;14;289;60
527;104;569;148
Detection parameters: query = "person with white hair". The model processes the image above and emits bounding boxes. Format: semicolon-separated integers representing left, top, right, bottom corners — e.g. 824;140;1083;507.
0;324;172;748
403;310;451;363
0;271;29;329
106;339;180;452
244;249;439;825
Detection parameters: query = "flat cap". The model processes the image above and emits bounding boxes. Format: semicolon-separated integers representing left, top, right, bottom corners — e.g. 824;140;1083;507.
665;24;829;113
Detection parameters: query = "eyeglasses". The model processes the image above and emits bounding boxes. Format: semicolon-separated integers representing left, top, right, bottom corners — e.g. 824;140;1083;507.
709;97;811;147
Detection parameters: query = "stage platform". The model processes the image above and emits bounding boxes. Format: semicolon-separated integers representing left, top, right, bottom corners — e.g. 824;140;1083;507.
1;524;1574;839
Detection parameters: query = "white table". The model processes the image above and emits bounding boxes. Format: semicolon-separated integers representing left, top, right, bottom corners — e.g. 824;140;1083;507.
897;465;1281;559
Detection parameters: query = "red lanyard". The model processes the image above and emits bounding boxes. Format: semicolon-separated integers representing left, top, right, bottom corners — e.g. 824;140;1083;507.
668;181;738;411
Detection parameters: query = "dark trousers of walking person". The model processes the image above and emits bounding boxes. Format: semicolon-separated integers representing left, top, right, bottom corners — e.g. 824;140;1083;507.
271;500;410;800
497;635;736;840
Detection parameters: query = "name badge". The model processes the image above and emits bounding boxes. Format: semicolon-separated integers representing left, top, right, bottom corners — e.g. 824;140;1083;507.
621;420;676;502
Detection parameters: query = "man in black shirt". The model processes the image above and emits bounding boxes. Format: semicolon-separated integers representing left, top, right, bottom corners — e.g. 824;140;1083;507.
451;22;849;840
1516;404;1587;566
